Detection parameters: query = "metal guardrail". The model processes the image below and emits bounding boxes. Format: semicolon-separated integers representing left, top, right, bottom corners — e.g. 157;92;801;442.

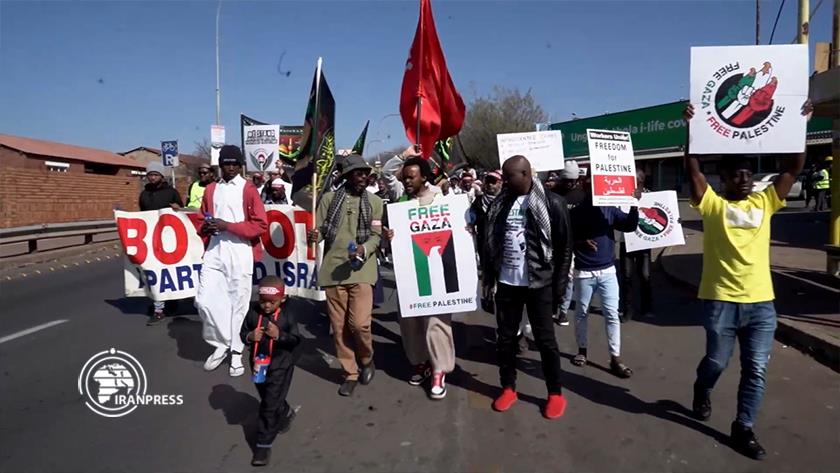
0;220;117;255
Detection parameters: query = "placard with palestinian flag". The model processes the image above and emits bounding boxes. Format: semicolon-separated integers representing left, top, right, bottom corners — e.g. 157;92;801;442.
387;194;478;317
623;191;685;253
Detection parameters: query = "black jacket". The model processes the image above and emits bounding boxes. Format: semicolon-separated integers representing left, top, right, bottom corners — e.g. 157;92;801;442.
470;197;490;262
239;302;301;370
483;190;573;308
139;182;183;211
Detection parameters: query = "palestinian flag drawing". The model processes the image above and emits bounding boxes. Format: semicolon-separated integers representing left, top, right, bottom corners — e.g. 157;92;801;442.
638;206;669;236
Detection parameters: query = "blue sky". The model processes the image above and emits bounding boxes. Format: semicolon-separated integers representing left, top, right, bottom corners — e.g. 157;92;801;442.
0;0;833;157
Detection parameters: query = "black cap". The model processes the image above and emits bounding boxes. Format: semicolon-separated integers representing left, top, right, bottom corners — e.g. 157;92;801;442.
219;145;244;165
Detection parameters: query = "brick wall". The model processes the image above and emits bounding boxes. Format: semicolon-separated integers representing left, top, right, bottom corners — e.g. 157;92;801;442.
0;167;145;228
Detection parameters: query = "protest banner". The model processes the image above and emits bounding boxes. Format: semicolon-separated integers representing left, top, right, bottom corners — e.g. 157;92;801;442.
116;205;323;302
689;44;808;154
244;124;281;172
210;125;225;166
587;129;637;207
387;195;478;318
622;191;685;253
496;130;564;172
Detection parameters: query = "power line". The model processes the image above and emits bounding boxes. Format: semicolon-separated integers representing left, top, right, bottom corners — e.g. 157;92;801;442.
769;0;786;44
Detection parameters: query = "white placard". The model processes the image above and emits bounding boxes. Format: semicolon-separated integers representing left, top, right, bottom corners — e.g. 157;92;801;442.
689;44;808;154
587;129;637;207
623;191;685;252
496;130;564;172
244;124;281;172
210;125;225;166
388;195;478;318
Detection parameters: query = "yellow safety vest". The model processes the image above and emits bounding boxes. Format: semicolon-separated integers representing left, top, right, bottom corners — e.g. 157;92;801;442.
814;169;830;190
186;181;206;208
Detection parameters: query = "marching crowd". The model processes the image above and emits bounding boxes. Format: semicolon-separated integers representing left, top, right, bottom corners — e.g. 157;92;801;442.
135;102;820;466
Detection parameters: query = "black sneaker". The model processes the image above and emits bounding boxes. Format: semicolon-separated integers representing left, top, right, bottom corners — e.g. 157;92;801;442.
554;311;570;326
730;422;767;460
692;387;712;421
408;363;431;386
338;380;358;397
251;447;271;467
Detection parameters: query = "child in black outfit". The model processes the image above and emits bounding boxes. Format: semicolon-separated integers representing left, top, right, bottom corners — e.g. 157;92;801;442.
240;276;301;467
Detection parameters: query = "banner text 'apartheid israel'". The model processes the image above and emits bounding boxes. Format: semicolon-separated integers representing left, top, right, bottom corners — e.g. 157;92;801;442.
115;206;323;302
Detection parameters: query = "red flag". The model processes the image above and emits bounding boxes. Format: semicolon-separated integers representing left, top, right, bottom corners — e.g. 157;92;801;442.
400;0;465;159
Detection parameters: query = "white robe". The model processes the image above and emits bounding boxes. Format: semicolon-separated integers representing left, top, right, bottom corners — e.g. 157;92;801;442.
196;175;254;354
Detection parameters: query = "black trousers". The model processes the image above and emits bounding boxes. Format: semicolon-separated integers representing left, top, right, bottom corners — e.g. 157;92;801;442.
495;283;563;393
255;365;295;447
619;246;652;316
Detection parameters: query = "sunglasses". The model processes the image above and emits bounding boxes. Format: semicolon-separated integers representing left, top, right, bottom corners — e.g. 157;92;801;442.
198;171;211;175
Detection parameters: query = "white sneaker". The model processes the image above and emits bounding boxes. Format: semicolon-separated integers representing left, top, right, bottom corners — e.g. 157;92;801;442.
429;372;447;400
229;352;245;377
203;347;228;371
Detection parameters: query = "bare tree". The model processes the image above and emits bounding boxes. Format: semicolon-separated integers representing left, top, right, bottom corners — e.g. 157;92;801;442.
459;87;548;170
193;138;212;162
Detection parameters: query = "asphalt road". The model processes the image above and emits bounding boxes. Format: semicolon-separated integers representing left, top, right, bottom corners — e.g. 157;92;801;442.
0;241;838;473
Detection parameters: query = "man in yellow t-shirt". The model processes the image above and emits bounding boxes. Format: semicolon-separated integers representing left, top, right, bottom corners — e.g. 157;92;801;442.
682;100;812;461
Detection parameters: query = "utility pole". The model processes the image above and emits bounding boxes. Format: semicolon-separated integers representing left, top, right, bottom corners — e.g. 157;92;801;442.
798;0;810;45
215;1;222;126
756;0;761;44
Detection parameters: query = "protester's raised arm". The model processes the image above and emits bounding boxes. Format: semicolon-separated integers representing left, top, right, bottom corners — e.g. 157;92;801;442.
773;99;812;200
683;103;708;205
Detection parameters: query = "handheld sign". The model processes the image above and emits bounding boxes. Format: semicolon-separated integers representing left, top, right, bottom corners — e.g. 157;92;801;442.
689;44;808;154
587;129;637;207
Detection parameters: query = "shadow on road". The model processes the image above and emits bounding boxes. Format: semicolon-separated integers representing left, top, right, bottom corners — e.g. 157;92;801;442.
167;316;213;362
517;358;730;445
208;384;260;453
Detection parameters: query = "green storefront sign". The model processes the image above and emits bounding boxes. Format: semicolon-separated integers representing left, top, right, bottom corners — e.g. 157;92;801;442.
551;101;832;158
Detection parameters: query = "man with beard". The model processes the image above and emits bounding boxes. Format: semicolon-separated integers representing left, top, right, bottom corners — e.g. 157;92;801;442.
383;155;456;400
307;154;383;397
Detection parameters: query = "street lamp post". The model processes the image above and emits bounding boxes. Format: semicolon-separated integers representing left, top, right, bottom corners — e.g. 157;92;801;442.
215;1;222;126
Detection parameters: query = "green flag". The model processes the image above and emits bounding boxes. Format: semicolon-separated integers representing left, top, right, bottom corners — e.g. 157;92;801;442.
291;59;336;197
351;120;370;156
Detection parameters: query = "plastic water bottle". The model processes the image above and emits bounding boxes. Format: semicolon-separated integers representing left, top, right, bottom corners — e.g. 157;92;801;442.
204;212;219;235
252;354;270;384
348;242;364;271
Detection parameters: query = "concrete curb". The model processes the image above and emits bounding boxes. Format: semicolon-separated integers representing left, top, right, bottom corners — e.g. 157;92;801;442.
660;246;840;373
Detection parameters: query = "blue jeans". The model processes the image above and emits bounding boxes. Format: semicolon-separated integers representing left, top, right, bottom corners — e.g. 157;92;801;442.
695;300;777;428
574;271;621;357
558;271;575;313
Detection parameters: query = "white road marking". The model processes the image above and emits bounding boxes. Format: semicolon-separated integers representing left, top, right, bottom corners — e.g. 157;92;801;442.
0;320;69;344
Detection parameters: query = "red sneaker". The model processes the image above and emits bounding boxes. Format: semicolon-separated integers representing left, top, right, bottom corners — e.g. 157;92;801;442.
492;387;518;412
543;393;567;419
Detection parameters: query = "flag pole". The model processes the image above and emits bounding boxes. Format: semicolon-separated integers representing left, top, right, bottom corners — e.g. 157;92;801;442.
415;0;425;151
310;57;323;255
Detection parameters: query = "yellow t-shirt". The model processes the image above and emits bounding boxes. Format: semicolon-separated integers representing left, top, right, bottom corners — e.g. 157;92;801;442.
693;185;784;303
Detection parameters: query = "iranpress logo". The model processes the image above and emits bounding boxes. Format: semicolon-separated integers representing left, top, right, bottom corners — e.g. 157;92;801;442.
700;61;784;140
78;348;183;418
